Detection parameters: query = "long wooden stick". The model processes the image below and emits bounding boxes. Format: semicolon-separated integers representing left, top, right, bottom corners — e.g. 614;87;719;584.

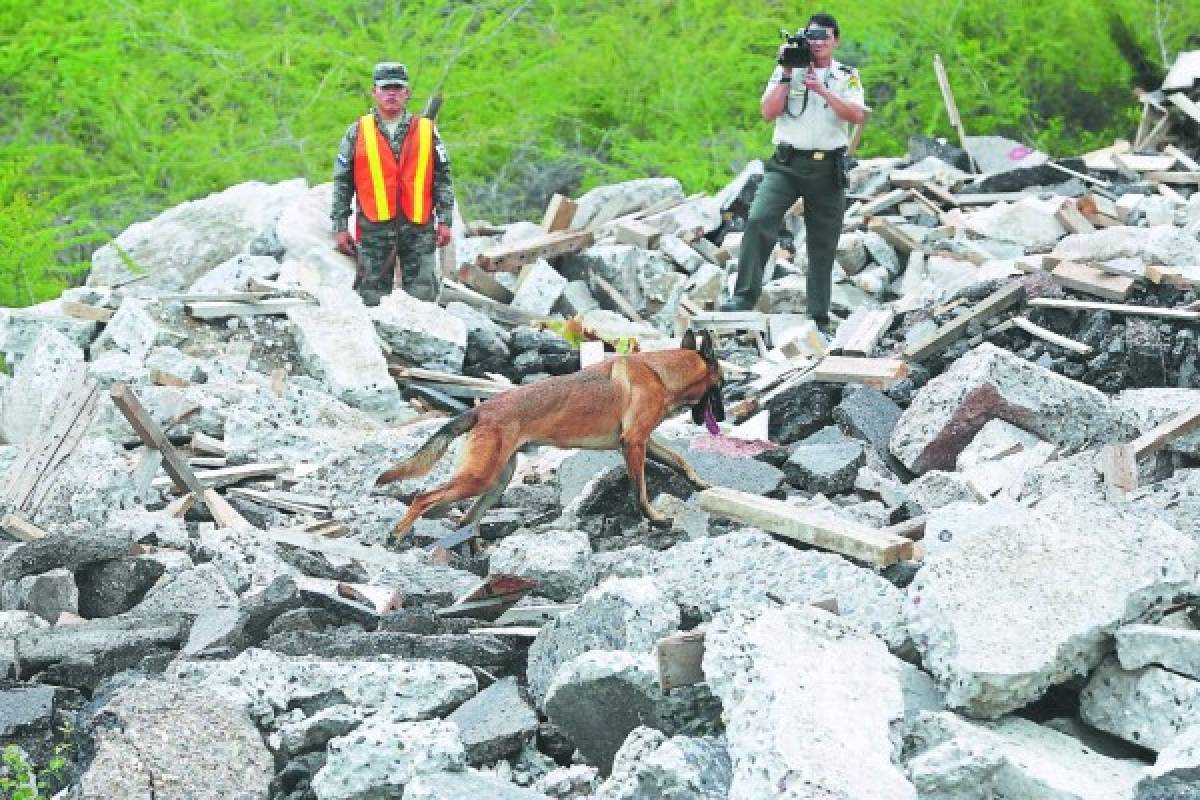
933;55;979;173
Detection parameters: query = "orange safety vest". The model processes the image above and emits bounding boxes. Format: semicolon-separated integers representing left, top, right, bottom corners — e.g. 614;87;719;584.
352;114;436;224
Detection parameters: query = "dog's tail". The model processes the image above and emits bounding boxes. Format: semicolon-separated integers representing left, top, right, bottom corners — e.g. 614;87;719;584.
376;411;478;485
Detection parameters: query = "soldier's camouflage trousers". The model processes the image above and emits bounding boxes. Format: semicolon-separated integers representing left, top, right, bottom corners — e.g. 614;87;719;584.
352;215;441;306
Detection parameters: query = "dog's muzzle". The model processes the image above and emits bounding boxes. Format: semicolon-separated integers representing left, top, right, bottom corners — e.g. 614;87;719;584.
691;386;726;426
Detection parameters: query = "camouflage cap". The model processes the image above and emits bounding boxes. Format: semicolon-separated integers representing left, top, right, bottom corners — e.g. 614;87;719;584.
373;62;409;88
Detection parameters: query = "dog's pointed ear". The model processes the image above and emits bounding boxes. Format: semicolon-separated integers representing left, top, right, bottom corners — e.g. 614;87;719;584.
681;328;698;351
699;330;717;362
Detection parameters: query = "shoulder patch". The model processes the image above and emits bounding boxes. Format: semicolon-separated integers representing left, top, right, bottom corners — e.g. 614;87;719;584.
838;63;854;73
435;142;449;163
847;72;863;92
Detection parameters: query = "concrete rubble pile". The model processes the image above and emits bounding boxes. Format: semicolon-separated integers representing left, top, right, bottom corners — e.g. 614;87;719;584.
4;58;1200;800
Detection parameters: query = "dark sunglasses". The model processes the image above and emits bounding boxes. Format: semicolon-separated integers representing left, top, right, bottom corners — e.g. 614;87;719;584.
804;29;831;41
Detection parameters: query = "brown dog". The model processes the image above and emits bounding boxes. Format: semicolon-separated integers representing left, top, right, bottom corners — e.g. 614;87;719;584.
377;329;724;540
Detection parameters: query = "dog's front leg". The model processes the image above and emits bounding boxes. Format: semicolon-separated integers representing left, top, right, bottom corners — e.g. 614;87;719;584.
647;436;711;490
621;436;672;528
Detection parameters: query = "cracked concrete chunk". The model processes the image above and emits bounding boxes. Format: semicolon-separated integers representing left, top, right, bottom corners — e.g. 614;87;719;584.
1081;656;1200;752
312;717;465;800
703;604;915;800
487;528;594;603
77;679;273;800
909;494;1200;718
890;343;1132;474
526;577;679;707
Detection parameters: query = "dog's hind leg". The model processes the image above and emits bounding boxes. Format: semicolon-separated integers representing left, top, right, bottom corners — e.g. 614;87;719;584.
621;436;672;529
390;427;515;541
457;453;517;531
647;436;711;490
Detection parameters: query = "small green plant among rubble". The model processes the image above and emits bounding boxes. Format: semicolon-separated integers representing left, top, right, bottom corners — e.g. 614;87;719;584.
0;726;72;800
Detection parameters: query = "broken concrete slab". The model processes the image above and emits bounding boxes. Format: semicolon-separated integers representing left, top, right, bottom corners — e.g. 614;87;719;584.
781;436;865;494
277;704;364;757
76;678;275;800
1114;388;1200;458
1132;469;1200;544
1117;624;1200;679
287;289;408;422
446;676;539;766
598;530;910;651
0;611;48;677
906;470;985;513
594;727;731;800
544;650;721;776
904;710;1144;800
1133;725;1200;800
186;253;280;294
1081;655;1200;752
76;556;167;618
0;303;98;366
510;258;568;316
890;343;1133;474
487;528;595;603
959;196;1068;250
370;291;468;373
90;297;184;361
908;494;1200;718
312;717;466;800
526;577;680;707
570;178;685;231
264;630;515;669
87;179;303;289
170;648;477;727
1052;224;1200;266
1;569;78;623
14;612;190;682
703;604;915;799
0;529;131;581
405;768;553;800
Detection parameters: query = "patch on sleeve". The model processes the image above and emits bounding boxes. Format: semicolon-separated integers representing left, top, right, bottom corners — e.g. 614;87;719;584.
336;154;350;167
435;143;449;163
847;72;862;92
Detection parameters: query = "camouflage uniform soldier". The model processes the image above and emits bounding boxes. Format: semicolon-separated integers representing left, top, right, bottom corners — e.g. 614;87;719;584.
331;62;454;305
722;13;867;334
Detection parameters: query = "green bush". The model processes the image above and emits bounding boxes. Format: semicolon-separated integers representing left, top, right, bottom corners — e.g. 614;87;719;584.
0;743;69;800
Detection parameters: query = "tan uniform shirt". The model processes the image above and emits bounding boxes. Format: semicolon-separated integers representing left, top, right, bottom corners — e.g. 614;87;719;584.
763;60;865;151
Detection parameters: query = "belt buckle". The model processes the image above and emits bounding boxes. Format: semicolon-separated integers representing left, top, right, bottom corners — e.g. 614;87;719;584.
812;151;825;161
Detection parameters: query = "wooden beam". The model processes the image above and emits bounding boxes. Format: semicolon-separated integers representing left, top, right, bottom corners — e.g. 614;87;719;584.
1050;261;1135;302
150;462;287;493
149;368;191;388
613;219;662;250
1169;92;1200;127
1146;264;1200;289
1027;298;1200;322
833;308;895;357
933;54;978;172
59;300;114;322
591;274;644;322
541;194;577;232
1131;405;1200;459
185;297;312;319
1054;200;1096;234
867;218;921;255
1164;145;1200;172
905;283;1027;362
0;513;48;542
439;280;544;327
0;370;102;517
858;188;910;217
190;432;227;457
810;356;909;390
1144;171;1200;185
476;229;594;273
698;487;915;566
109;383;251;529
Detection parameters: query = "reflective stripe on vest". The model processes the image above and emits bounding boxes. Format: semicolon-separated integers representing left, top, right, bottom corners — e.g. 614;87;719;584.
398;116;435;225
353;114;399;222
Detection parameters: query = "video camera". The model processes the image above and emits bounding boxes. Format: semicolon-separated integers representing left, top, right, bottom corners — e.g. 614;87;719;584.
778;27;829;70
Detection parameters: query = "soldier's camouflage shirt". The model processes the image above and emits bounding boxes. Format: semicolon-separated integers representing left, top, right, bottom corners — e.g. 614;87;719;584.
330;108;454;232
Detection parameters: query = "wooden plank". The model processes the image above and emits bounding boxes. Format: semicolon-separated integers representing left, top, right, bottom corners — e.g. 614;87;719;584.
905;283;1027;362
1131;405;1200;458
1169;92;1200;127
1054;200;1095;234
110;383;251;529
541;194;577;232
1146;264;1200;289
436;575;539;622
151;462;287;492
190;432;228;457
390;366;511;397
1010;317;1092;356
950;192;1032;206
165;492;195;518
933;53;978;172
1084;152;1176;173
1;370;102;515
591;275;644;322
810;356;908;390
439;280;543;326
268;528;408;569
476;229;594;273
1164;145;1200;173
185;297;311;319
0;513;48;542
834;308;895;357
1050;261;1135;302
699;487;914;566
613;219;661;250
59;300;114;322
1144;171;1200;185
149;368;191;388
160;291;273;303
1100;443;1138;493
858;188;910;217
1027;298;1200;321
1045;161;1112;189
867;218;921;255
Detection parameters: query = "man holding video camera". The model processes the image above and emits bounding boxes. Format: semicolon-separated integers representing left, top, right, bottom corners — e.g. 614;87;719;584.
722;13;867;332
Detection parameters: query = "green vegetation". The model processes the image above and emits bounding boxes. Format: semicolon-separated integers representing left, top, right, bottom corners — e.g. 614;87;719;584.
1;0;1197;306
0;741;70;800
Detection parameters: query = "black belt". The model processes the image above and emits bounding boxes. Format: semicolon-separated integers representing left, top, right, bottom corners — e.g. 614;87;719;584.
776;144;845;161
